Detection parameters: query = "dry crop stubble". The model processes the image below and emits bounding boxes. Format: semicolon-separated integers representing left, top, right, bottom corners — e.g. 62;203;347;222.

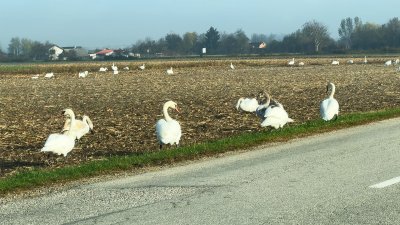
1;59;400;177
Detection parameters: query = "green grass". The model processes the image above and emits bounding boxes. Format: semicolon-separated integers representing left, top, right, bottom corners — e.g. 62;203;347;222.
1;108;400;196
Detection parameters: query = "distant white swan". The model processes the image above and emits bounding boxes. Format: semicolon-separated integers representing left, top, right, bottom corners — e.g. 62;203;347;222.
99;67;108;72
230;62;235;70
298;62;305;66
331;60;340;65
62;115;94;140
41;109;76;157
347;59;354;64
113;70;119;75
139;64;145;70
363;56;368;64
156;100;182;149
236;97;259;113
384;60;392;66
260;101;294;129
123;66;129;70
288;58;295;66
166;67;174;75
111;63;118;71
320;82;339;121
45;72;54;78
78;71;88;78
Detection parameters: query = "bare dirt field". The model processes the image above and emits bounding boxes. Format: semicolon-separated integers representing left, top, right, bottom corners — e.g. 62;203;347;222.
1;57;400;177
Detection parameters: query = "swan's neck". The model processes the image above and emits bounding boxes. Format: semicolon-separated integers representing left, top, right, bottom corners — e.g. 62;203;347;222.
261;95;270;107
65;113;76;138
329;84;336;98
163;105;173;121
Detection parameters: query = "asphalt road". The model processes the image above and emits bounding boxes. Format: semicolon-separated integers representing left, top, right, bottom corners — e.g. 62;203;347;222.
1;118;400;225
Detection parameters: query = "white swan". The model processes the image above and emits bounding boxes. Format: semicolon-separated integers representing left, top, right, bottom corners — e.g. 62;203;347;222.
298;62;305;66
260;101;294;129
139;64;145;70
236;97;259;113
41;109;76;157
62;115;94;140
113;70;119;75
156;101;182;149
166;67;173;75
288;58;295;66
364;56;368;64
111;63;118;71
320;82;339;121
230;62;235;70
331;60;340;65
347;59;354;64
123;66;129;70
384;60;392;66
45;72;54;78
78;71;88;78
99;67;108;72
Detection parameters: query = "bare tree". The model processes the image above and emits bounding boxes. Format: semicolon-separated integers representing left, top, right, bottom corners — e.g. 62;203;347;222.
302;20;330;52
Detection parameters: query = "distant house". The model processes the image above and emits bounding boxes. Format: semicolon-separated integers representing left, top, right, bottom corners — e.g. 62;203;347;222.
49;45;64;60
48;45;88;60
249;42;267;49
91;49;114;59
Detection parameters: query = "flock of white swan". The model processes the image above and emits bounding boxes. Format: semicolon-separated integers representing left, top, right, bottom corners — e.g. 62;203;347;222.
38;56;400;158
40;80;339;158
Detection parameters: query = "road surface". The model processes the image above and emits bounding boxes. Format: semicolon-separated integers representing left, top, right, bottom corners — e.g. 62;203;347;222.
1;118;400;224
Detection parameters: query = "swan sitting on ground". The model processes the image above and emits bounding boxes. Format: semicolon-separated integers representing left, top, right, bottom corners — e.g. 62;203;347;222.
41;109;76;157
230;62;235;70
331;60;340;65
62;115;94;140
99;67;108;72
166;67;174;75
260;101;294;129
384;60;392;66
78;71;88;78
236;96;259;113
139;64;145;70
45;72;54;78
288;58;295;66
156;101;182;149
320;82;339;121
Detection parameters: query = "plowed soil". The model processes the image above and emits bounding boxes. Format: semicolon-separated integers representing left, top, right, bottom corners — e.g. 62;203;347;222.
1;58;400;177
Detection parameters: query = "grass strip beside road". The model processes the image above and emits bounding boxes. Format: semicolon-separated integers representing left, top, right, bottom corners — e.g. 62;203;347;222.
1;108;400;195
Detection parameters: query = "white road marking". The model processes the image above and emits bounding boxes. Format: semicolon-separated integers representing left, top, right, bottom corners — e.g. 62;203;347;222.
369;176;400;188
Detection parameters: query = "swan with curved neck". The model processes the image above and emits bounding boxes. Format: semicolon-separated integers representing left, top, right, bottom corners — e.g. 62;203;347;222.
256;91;271;119
156;101;182;149
62;114;94;140
320;82;339;121
41;109;76;157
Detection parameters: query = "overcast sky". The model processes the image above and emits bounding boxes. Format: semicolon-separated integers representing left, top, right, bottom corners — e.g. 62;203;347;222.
1;0;399;50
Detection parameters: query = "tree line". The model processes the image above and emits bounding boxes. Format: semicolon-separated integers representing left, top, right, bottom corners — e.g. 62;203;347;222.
1;17;400;62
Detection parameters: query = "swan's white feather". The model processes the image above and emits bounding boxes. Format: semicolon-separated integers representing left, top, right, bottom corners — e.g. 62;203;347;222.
320;82;339;121
236;97;259;112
